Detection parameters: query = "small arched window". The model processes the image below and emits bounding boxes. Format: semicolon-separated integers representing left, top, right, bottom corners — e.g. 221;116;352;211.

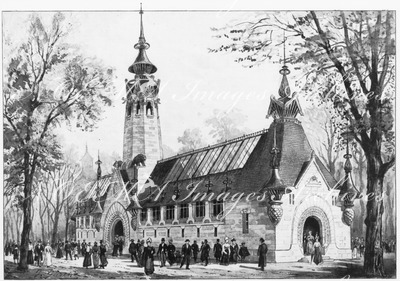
136;102;141;115
146;102;154;116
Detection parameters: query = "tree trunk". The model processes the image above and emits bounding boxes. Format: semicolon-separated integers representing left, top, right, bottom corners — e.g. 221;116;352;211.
18;156;33;271
360;200;366;236
364;167;385;276
51;212;60;245
65;204;70;241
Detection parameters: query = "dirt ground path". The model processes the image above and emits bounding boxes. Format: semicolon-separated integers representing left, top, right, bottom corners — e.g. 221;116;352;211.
3;253;396;279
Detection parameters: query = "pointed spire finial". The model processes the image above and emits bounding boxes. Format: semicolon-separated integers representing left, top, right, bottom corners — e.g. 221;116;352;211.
135;3;149;50
129;4;157;74
85;142;88;153
278;31;291;98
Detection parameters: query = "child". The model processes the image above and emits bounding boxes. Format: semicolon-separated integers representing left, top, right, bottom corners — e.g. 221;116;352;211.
13;244;19;264
239;242;250;262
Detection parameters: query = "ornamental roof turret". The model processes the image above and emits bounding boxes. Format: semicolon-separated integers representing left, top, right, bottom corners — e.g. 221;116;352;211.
128;4;157;75
266;37;303;120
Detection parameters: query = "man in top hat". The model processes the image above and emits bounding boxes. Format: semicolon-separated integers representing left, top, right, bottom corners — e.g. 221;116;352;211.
213;238;222;263
34;240;44;267
257;238;268;271
157;238;168;267
180;239;192;269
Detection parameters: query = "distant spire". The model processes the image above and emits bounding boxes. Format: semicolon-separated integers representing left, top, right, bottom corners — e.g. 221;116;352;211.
95;150;102;181
129;3;157;74
278;32;291;98
85;142;88;153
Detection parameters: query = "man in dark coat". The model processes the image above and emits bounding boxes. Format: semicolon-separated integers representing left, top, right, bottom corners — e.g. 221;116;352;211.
157;238;168;267
257;238;268;271
81;240;87;257
213;239;222;263
180;239;192;269
65;240;72;260
34;240;44;267
129;239;136;262
200;239;211;266
192;240;199;263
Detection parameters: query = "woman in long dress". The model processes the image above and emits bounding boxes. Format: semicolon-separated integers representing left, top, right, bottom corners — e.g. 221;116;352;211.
44;243;53;267
306;231;315;255
99;240;108;269
313;238;323;265
56;241;63;258
27;241;34;265
142;238;155;275
83;242;92;269
220;237;231;266
230;239;239;264
92;242;100;269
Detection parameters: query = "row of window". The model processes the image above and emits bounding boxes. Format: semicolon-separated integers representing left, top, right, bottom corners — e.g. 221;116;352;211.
76;216;94;229
140;200;224;222
77;230;96;239
142;213;250;238
127;102;154;117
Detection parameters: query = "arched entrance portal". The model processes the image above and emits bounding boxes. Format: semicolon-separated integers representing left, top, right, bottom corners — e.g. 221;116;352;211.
303;216;325;255
113;220;124;238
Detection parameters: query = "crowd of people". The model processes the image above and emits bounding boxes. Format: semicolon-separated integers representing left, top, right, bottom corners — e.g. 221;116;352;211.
126;236;266;275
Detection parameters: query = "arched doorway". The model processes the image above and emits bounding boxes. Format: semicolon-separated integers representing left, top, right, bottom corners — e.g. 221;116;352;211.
113;220;124;239
303;216;322;255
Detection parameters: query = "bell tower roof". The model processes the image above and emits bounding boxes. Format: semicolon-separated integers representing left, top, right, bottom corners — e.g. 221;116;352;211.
128;4;157;75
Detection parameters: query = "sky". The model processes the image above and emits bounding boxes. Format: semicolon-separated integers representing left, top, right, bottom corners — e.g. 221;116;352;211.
4;9;297;164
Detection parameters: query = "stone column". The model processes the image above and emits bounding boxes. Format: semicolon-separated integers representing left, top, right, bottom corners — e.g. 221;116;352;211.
147;208;152;225
160;206;166;225
173;205;179;224
187;203;194;223
204;201;211;222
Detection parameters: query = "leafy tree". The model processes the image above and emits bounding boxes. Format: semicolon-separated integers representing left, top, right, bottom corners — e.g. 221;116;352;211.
38;164;82;245
302;103;342;178
210;11;394;276
3;13;115;270
177;128;206;153
205;108;250;143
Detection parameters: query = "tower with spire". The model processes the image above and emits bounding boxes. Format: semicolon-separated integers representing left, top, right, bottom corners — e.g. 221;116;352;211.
81;143;95;179
123;5;163;190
